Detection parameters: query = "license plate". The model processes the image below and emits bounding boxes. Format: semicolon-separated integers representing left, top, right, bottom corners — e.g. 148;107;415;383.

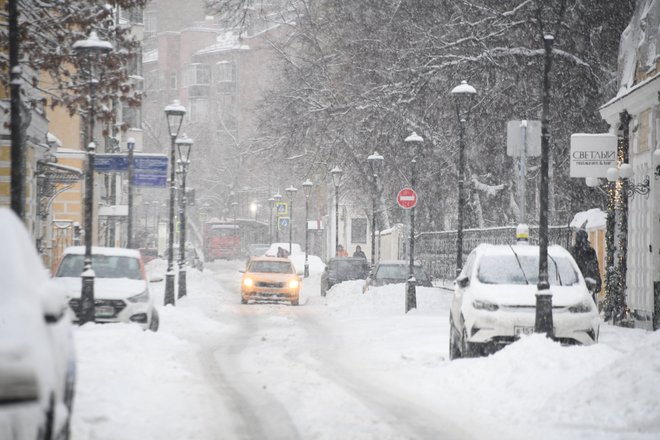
514;326;534;336
95;306;115;318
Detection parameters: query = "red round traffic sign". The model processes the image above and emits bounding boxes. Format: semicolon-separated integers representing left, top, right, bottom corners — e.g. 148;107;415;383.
397;188;417;209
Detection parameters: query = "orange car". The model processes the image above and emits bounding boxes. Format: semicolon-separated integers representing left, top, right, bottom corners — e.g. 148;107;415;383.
240;257;302;305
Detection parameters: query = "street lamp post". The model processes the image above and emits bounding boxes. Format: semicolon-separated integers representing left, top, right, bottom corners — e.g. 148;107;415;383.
285;185;298;255
232;201;238;226
302;180;313;277
176;135;193;299
163;100;186;306
126;137;136;248
367;152;384;266
143;201;151;240
73;31;113;324
273;193;282;242
450;80;477;277
330;167;343;257
268;196;275;243
404;132;423;313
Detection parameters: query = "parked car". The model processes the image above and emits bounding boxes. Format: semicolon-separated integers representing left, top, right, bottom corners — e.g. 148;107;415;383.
240;257;302;305
52;246;160;331
321;257;371;296
449;243;601;360
0;208;76;440
363;260;433;292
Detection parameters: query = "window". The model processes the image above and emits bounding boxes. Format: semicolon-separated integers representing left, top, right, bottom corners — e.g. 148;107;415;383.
183;64;210;87
121;104;141;129
351;218;367;244
188;98;209;122
144;9;157;33
216;61;236;82
160;70;177;90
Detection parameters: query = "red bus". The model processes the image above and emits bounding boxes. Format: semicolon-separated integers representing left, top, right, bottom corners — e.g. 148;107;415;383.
204;222;240;261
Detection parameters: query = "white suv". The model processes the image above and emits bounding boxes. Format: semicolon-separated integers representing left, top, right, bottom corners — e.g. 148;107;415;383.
53;247;159;331
449;243;600;359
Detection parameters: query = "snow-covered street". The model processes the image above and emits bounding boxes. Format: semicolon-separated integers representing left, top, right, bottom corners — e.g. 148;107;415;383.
70;259;660;440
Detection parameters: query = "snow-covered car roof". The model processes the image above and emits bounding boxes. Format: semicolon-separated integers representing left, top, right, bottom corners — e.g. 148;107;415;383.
264;243;303;256
472;243;572;258
61;246;142;258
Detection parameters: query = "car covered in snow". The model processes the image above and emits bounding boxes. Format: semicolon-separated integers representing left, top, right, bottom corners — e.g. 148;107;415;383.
321;257;370;296
52;247;159;331
0;208;76;440
449;243;600;360
240;257;302;305
363;260;433;292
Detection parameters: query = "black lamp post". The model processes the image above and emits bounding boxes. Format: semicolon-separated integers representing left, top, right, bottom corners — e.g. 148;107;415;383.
163;100;186;306
535;35;554;336
330;166;343;256
302;179;313;277
268;196;275;243
126;137;136;248
404;132;423;313
232;200;238;225
273;192;282;242
367;151;384;266
176;134;193;299
73;31;113;324
450;80;477;277
143;201;151;241
285;185;298;255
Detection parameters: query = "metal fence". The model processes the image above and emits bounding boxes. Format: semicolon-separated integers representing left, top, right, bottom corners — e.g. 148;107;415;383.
416;225;573;281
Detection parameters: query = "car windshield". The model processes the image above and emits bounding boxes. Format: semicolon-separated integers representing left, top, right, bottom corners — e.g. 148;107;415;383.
330;260;368;278
376;264;427;281
477;254;578;286
55;254;143;280
248;260;294;274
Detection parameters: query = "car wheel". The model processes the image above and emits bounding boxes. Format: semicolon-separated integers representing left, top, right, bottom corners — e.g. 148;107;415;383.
291;298;299;306
241;297;248;304
149;308;160;332
449;319;461;361
461;328;474;358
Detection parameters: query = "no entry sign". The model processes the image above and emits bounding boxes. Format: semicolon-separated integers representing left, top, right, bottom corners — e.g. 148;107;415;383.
397;188;417;209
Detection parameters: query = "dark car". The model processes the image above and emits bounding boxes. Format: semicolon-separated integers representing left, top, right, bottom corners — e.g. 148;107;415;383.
363;260;433;292
321;257;371;296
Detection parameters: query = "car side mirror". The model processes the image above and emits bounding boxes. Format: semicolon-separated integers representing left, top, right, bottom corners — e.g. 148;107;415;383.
239;269;245;273
456;274;470;288
584;277;597;293
41;288;69;324
149;274;164;283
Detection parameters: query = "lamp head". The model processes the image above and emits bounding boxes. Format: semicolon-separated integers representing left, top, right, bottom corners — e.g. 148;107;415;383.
330;166;343;187
285;185;298;199
302;179;313;197
164;100;187;137
606;167;619;182
72;31;113;56
176;134;194;162
450;80;477;118
367;151;384;177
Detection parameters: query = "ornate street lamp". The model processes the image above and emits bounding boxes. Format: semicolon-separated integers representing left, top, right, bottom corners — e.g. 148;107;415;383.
450;80;476;277
176;134;193;299
163;100;186;306
302;179;313;277
285;185;298;255
367;151;384;266
268;196;276;243
330;166;343;257
72;30;113;324
404;132;423;313
273;192;282;242
126;137;136;248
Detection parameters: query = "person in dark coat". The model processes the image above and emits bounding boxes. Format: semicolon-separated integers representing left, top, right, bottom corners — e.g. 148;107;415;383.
353;245;366;259
570;229;601;302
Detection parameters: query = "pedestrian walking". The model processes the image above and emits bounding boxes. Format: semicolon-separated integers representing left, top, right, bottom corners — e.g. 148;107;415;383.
353;245;366;259
570;229;601;303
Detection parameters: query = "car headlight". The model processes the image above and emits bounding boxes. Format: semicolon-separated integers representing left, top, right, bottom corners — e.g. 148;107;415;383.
243;278;254;287
288;279;300;289
128;289;150;303
568;300;592;313
472;299;499;311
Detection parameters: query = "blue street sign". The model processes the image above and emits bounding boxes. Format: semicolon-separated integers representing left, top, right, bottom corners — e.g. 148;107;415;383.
95;153;168;173
133;173;167;188
134;155;168;172
95;154;128;172
278;217;290;228
275;202;288;216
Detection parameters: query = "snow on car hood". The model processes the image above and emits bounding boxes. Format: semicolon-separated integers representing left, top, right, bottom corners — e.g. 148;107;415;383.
52;277;147;300
470;282;590;307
